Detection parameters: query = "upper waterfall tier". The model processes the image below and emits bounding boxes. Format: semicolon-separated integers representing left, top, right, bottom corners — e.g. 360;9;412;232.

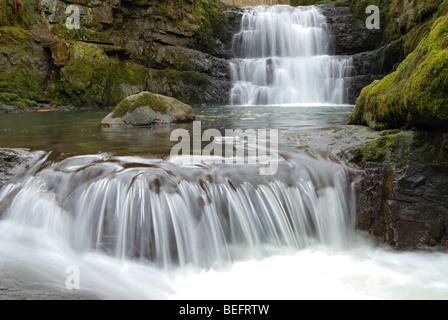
229;5;353;106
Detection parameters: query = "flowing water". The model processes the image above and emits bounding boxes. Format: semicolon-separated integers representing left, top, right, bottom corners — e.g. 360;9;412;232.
1;106;447;300
0;5;448;301
230;5;353;106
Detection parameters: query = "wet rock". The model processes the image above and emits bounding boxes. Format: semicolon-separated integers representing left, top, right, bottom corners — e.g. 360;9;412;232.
100;91;195;127
350;130;448;249
284;126;448;250
0;149;45;188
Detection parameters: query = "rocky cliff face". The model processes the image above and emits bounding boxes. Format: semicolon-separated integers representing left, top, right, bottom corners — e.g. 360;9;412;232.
0;0;242;110
1;0;418;109
353;131;448;249
349;2;448;130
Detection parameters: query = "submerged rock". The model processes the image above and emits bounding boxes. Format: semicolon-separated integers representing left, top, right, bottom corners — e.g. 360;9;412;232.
100;92;195;127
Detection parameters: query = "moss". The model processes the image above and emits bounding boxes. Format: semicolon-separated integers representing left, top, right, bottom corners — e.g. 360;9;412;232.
148;69;211;104
58;42;110;106
0;0;28;27
349;15;448;130
0;40;49;100
191;0;227;52
352;135;395;164
0;92;37;109
49;41;71;66
151;69;210;87
164;49;195;71
103;57;147;105
45;41;149;107
0;26;29;44
112;92;168;118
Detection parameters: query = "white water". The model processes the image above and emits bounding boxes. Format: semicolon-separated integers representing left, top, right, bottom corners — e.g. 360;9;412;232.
0;5;447;301
0;152;447;300
229;5;353;106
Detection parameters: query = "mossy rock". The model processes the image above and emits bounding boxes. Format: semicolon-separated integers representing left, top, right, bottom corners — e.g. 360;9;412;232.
59;42;110;106
0;39;50;101
0;92;38;113
100;91;195;127
351;135;395;164
349;15;448;130
48;41;147;107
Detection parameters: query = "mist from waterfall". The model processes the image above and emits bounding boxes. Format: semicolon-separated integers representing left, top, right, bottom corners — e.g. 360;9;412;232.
229;5;353;106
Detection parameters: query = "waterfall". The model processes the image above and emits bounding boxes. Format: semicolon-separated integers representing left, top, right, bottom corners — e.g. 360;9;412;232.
229;5;353;106
0;152;357;272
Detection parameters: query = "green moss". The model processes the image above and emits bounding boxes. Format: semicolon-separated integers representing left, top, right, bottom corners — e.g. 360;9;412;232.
45;41;149;107
352;135;395;164
0;92;37;109
0;0;28;27
58;42;110;106
120;7;129;17
0;26;29;44
349;15;448;130
164;49;195;71
152;69;210;87
112;92;168;118
103;57;147;105
148;68;211;104
0;41;49;100
191;0;226;52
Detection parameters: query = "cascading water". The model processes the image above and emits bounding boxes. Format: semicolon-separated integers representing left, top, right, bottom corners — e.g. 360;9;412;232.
230;5;353;106
0;152;356;271
1;151;448;300
1;4;448;301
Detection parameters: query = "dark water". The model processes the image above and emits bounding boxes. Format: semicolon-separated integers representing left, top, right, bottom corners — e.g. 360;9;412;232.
0;105;353;157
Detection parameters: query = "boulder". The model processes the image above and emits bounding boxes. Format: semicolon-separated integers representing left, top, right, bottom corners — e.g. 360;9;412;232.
100;91;195;127
349;16;448;130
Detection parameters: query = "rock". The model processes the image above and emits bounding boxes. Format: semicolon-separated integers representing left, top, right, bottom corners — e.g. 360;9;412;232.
354;131;448;249
318;4;382;56
100;92;195;127
284;125;448;250
153;46;231;79
349;16;448;130
58;42;110;106
0;93;39;113
146;69;231;107
46;41;148;107
0;34;52;101
0;149;46;189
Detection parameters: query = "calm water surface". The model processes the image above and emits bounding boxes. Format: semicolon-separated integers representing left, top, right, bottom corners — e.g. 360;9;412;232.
0;106;353;156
